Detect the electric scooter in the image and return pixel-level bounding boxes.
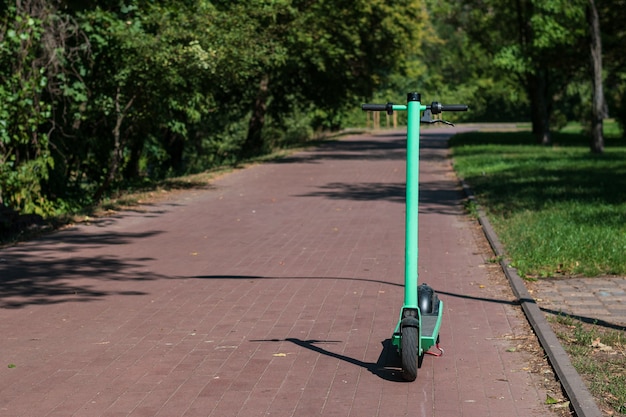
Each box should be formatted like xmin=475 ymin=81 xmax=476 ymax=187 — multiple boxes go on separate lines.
xmin=362 ymin=93 xmax=468 ymax=381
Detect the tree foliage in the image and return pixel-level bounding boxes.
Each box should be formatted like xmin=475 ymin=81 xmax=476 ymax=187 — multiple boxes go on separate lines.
xmin=0 ymin=1 xmax=54 ymax=214
xmin=1 ymin=0 xmax=427 ymax=217
xmin=416 ymin=0 xmax=624 ymax=151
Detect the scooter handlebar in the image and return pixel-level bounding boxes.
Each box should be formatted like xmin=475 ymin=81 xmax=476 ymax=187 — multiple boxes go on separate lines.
xmin=442 ymin=104 xmax=468 ymax=112
xmin=362 ymin=102 xmax=469 ymax=113
xmin=361 ymin=104 xmax=388 ymax=111
xmin=430 ymin=102 xmax=468 ymax=114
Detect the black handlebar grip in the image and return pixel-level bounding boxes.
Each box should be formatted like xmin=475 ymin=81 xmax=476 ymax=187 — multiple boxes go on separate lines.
xmin=441 ymin=104 xmax=469 ymax=112
xmin=430 ymin=102 xmax=469 ymax=114
xmin=362 ymin=103 xmax=395 ymax=115
xmin=362 ymin=104 xmax=387 ymax=111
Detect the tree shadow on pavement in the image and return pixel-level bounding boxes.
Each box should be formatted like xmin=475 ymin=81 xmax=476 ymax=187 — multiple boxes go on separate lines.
xmin=0 ymin=230 xmax=164 ymax=309
xmin=294 ymin=178 xmax=465 ymax=216
xmin=295 ymin=182 xmax=405 ymax=203
xmin=273 ymin=137 xmax=408 ymax=164
xmin=288 ymin=132 xmax=467 ymax=216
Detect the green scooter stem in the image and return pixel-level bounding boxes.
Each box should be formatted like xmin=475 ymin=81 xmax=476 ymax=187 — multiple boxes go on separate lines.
xmin=404 ymin=94 xmax=422 ymax=309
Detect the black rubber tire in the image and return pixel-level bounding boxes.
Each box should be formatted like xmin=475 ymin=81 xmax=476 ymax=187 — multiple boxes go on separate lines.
xmin=401 ymin=325 xmax=419 ymax=381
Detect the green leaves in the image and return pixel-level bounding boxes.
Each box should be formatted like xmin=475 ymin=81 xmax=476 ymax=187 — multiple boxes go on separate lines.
xmin=493 ymin=45 xmax=532 ymax=74
xmin=0 ymin=0 xmax=430 ymax=215
xmin=0 ymin=3 xmax=55 ymax=214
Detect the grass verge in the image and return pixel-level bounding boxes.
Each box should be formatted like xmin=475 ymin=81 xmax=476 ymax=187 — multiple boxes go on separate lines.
xmin=450 ymin=122 xmax=626 ymax=415
xmin=549 ymin=313 xmax=626 ymax=415
xmin=450 ymin=125 xmax=626 ymax=278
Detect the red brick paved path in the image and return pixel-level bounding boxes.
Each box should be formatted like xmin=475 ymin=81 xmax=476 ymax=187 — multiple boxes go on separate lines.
xmin=0 ymin=129 xmax=557 ymax=416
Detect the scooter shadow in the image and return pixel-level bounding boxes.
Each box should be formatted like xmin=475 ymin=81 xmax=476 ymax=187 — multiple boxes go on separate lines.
xmin=251 ymin=337 xmax=409 ymax=382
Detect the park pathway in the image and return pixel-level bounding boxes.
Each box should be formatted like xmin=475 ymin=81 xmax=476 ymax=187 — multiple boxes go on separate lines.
xmin=0 ymin=128 xmax=558 ymax=416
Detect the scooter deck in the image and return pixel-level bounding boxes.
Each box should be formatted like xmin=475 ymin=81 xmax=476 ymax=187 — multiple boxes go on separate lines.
xmin=392 ymin=300 xmax=443 ymax=355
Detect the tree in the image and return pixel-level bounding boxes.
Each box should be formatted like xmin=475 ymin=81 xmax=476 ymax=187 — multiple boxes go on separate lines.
xmin=450 ymin=0 xmax=588 ymax=144
xmin=599 ymin=1 xmax=626 ymax=137
xmin=416 ymin=0 xmax=528 ymax=122
xmin=0 ymin=0 xmax=436 ymax=216
xmin=231 ymin=0 xmax=428 ymax=157
xmin=0 ymin=0 xmax=58 ymax=214
xmin=64 ymin=1 xmax=223 ymax=200
xmin=587 ymin=0 xmax=607 ymax=153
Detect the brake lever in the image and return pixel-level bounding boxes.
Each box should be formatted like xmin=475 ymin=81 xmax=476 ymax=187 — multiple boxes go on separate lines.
xmin=420 ymin=109 xmax=455 ymax=126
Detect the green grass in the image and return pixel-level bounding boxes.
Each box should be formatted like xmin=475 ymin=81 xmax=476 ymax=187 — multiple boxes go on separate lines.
xmin=450 ymin=123 xmax=626 ymax=278
xmin=551 ymin=314 xmax=626 ymax=414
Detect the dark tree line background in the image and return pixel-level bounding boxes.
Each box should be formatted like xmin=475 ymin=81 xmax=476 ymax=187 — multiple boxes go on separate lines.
xmin=1 ymin=0 xmax=625 ymax=220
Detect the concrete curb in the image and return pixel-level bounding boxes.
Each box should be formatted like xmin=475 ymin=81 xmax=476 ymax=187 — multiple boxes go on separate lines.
xmin=460 ymin=180 xmax=603 ymax=417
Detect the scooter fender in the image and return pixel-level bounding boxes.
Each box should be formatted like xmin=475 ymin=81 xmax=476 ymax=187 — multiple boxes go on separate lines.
xmin=400 ymin=316 xmax=420 ymax=329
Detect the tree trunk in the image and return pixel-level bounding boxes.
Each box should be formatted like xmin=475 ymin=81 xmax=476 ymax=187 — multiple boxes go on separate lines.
xmin=124 ymin=138 xmax=144 ymax=180
xmin=240 ymin=74 xmax=270 ymax=159
xmin=528 ymin=70 xmax=551 ymax=145
xmin=165 ymin=129 xmax=185 ymax=172
xmin=94 ymin=90 xmax=135 ymax=201
xmin=587 ymin=0 xmax=607 ymax=154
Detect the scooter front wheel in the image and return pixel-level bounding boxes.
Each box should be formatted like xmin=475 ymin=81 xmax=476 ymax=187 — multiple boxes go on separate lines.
xmin=401 ymin=325 xmax=418 ymax=381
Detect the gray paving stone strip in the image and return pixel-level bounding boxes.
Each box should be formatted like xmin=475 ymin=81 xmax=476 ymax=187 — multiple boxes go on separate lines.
xmin=461 ymin=180 xmax=604 ymax=417
xmin=1 ymin=128 xmax=559 ymax=416
xmin=535 ymin=277 xmax=626 ymax=328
